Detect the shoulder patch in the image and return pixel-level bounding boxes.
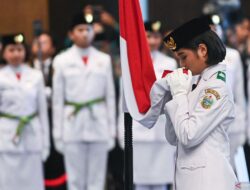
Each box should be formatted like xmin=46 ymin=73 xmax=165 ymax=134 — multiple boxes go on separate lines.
xmin=205 ymin=89 xmax=221 ymax=100
xmin=217 ymin=71 xmax=226 ymax=82
xmin=201 ymin=88 xmax=221 ymax=109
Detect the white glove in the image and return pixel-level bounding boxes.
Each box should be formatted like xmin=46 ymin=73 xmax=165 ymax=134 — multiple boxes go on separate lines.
xmin=108 ymin=138 xmax=115 ymax=151
xmin=42 ymin=147 xmax=50 ymax=162
xmin=54 ymin=139 xmax=64 ymax=154
xmin=166 ymin=68 xmax=192 ymax=98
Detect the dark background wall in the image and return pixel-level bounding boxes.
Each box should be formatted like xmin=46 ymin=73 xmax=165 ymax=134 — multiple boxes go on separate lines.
xmin=49 ymin=0 xmax=119 ymax=49
xmin=149 ymin=0 xmax=250 ymax=30
xmin=0 ymin=0 xmax=49 ymax=44
xmin=149 ymin=0 xmax=205 ymax=30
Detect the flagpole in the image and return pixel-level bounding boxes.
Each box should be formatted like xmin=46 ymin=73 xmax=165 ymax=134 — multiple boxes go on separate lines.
xmin=124 ymin=112 xmax=134 ymax=190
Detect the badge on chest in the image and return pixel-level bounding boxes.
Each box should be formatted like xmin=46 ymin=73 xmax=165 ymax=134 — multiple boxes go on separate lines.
xmin=201 ymin=89 xmax=220 ymax=109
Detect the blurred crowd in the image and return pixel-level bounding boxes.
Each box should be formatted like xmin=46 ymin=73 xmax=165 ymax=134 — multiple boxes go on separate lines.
xmin=0 ymin=3 xmax=250 ymax=190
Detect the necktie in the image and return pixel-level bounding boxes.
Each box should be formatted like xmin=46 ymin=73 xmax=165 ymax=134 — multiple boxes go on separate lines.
xmin=82 ymin=56 xmax=88 ymax=65
xmin=192 ymin=84 xmax=197 ymax=91
xmin=192 ymin=76 xmax=201 ymax=91
xmin=16 ymin=73 xmax=21 ymax=81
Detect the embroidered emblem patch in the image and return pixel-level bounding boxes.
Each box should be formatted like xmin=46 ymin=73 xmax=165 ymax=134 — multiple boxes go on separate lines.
xmin=201 ymin=89 xmax=220 ymax=109
xmin=201 ymin=95 xmax=214 ymax=109
xmin=205 ymin=89 xmax=221 ymax=100
xmin=217 ymin=71 xmax=226 ymax=82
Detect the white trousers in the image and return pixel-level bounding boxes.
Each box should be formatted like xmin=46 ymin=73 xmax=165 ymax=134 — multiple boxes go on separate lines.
xmin=0 ymin=152 xmax=44 ymax=190
xmin=135 ymin=184 xmax=168 ymax=190
xmin=64 ymin=142 xmax=108 ymax=190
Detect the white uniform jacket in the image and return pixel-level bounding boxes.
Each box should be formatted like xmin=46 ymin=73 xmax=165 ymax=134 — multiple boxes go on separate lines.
xmin=52 ymin=45 xmax=116 ymax=143
xmin=164 ymin=64 xmax=237 ymax=190
xmin=0 ymin=64 xmax=49 ymax=152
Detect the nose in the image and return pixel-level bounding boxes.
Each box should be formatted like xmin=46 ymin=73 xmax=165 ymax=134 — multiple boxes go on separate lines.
xmin=179 ymin=61 xmax=186 ymax=68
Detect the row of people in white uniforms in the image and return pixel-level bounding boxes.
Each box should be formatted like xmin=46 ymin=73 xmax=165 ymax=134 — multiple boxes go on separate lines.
xmin=0 ymin=12 xmax=116 ymax=190
xmin=0 ymin=13 xmax=248 ymax=190
xmin=0 ymin=18 xmax=177 ymax=190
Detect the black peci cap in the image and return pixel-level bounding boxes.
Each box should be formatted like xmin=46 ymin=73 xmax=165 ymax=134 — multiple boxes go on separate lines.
xmin=201 ymin=14 xmax=221 ymax=26
xmin=1 ymin=33 xmax=25 ymax=47
xmin=163 ymin=17 xmax=211 ymax=51
xmin=144 ymin=20 xmax=162 ymax=33
xmin=69 ymin=12 xmax=94 ymax=30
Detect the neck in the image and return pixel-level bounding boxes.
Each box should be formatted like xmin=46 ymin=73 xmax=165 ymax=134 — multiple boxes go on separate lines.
xmin=41 ymin=56 xmax=51 ymax=62
xmin=74 ymin=45 xmax=91 ymax=56
xmin=9 ymin=63 xmax=23 ymax=72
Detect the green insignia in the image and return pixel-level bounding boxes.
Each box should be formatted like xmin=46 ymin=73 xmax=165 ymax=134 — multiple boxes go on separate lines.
xmin=217 ymin=71 xmax=226 ymax=82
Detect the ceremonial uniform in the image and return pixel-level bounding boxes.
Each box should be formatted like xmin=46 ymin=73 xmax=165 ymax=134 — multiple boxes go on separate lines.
xmin=163 ymin=17 xmax=238 ymax=190
xmin=165 ymin=64 xmax=237 ymax=190
xmin=52 ymin=45 xmax=115 ymax=190
xmin=0 ymin=64 xmax=49 ymax=190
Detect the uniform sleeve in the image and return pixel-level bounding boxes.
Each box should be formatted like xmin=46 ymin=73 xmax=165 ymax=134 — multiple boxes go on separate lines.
xmin=37 ymin=73 xmax=50 ymax=149
xmin=52 ymin=58 xmax=65 ymax=140
xmin=165 ymin=85 xmax=234 ymax=148
xmin=105 ymin=57 xmax=116 ymax=138
xmin=164 ymin=109 xmax=178 ymax=146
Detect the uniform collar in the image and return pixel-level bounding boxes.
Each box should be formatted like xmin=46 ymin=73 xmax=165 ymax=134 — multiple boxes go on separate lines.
xmin=201 ymin=63 xmax=226 ymax=81
xmin=7 ymin=64 xmax=25 ymax=73
xmin=73 ymin=45 xmax=92 ymax=57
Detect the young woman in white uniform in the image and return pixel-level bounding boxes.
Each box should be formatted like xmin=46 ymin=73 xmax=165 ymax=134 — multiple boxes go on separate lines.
xmin=0 ymin=34 xmax=50 ymax=190
xmin=163 ymin=17 xmax=238 ymax=190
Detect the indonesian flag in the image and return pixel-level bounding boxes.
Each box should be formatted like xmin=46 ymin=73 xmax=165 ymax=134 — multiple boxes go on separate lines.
xmin=119 ymin=0 xmax=157 ymax=119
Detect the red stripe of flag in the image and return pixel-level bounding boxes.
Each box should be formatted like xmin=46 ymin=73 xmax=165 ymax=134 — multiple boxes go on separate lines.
xmin=119 ymin=0 xmax=156 ymax=113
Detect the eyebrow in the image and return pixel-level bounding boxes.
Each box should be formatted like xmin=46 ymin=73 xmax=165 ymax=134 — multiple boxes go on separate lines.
xmin=177 ymin=52 xmax=185 ymax=56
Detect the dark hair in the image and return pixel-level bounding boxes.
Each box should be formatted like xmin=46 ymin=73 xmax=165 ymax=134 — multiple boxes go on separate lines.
xmin=182 ymin=30 xmax=226 ymax=66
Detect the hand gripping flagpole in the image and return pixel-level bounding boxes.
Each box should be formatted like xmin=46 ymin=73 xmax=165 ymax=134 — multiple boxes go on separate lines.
xmin=124 ymin=112 xmax=133 ymax=190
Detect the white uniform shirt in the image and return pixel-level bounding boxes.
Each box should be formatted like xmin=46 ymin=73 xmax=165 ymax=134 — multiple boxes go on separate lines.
xmin=165 ymin=64 xmax=237 ymax=190
xmin=0 ymin=64 xmax=49 ymax=152
xmin=52 ymin=45 xmax=116 ymax=143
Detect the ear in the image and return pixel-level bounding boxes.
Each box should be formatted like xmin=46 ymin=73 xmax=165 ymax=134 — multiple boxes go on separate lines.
xmin=197 ymin=43 xmax=208 ymax=59
xmin=68 ymin=31 xmax=74 ymax=41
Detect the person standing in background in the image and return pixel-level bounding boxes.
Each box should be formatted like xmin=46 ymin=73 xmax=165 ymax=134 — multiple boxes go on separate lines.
xmin=119 ymin=21 xmax=177 ymax=190
xmin=52 ymin=12 xmax=116 ymax=190
xmin=32 ymin=32 xmax=67 ymax=190
xmin=205 ymin=14 xmax=247 ymax=173
xmin=226 ymin=11 xmax=250 ymax=99
xmin=0 ymin=33 xmax=50 ymax=190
